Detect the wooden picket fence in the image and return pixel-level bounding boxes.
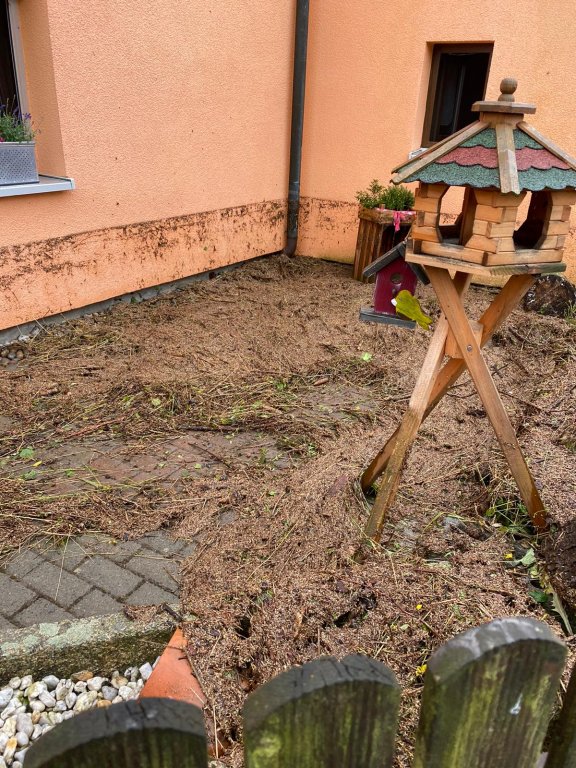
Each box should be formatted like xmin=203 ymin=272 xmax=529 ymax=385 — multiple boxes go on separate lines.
xmin=26 ymin=617 xmax=576 ymax=767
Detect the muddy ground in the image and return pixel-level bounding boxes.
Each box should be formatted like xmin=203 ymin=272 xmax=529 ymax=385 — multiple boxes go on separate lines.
xmin=0 ymin=255 xmax=574 ymax=763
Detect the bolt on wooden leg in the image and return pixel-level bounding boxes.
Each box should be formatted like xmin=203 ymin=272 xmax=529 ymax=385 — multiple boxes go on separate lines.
xmin=361 ymin=273 xmax=535 ymax=491
xmin=427 ymin=267 xmax=546 ymax=530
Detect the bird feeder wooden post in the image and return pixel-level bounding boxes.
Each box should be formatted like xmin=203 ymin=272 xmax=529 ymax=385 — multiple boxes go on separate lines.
xmin=362 ymin=78 xmax=576 ymax=542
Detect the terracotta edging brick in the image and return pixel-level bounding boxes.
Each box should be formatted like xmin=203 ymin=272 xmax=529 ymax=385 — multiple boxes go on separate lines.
xmin=139 ymin=627 xmax=206 ymax=708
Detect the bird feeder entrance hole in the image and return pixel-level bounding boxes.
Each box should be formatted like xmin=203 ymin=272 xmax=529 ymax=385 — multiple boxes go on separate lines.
xmin=373 ymin=260 xmax=418 ymax=315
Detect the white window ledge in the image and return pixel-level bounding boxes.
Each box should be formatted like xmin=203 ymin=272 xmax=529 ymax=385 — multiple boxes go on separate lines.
xmin=0 ymin=174 xmax=75 ymax=198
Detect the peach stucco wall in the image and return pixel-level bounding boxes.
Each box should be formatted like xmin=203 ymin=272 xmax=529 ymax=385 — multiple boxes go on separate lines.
xmin=298 ymin=0 xmax=576 ymax=283
xmin=0 ymin=0 xmax=292 ymax=327
xmin=1 ymin=0 xmax=576 ymax=330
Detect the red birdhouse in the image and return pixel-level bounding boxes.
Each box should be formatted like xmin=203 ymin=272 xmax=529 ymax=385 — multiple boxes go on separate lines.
xmin=359 ymin=241 xmax=429 ymax=327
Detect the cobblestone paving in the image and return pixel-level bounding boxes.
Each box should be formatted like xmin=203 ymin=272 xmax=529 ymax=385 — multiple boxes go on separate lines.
xmin=0 ymin=531 xmax=195 ymax=631
xmin=0 ymin=385 xmax=378 ymax=631
xmin=2 ymin=430 xmax=290 ymax=498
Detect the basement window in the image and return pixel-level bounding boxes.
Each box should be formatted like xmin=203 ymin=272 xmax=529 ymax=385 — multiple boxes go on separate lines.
xmin=422 ymin=44 xmax=493 ymax=146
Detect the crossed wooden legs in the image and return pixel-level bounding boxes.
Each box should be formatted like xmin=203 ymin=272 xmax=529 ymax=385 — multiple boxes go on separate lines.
xmin=363 ymin=270 xmax=545 ymax=542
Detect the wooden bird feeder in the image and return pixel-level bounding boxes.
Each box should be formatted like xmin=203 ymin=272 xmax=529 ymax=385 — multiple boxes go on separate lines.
xmin=362 ymin=78 xmax=576 ymax=542
xmin=395 ymin=77 xmax=576 ymax=271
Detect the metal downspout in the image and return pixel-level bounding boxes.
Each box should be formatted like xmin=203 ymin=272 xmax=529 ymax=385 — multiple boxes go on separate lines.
xmin=282 ymin=0 xmax=310 ymax=256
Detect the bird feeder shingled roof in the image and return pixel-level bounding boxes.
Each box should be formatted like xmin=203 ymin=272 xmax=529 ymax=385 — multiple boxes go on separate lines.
xmin=392 ymin=78 xmax=576 ymax=194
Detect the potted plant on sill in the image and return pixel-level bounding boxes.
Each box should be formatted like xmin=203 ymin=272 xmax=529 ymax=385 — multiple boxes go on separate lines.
xmin=353 ymin=179 xmax=415 ymax=281
xmin=0 ymin=104 xmax=38 ymax=185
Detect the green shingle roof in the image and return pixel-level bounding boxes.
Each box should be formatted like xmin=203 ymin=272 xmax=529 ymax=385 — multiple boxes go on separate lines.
xmin=392 ymin=117 xmax=576 ymax=193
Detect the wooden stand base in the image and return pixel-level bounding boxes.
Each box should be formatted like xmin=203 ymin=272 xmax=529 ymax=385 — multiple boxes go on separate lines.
xmin=361 ymin=257 xmax=563 ymax=541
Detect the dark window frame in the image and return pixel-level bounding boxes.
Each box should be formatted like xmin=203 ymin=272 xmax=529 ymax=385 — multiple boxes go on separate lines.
xmin=422 ymin=43 xmax=493 ymax=147
xmin=0 ymin=0 xmax=27 ymax=113
xmin=0 ymin=0 xmax=18 ymax=109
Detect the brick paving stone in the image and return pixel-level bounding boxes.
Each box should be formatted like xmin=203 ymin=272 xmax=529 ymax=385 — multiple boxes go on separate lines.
xmin=0 ymin=573 xmax=35 ymax=615
xmin=90 ymin=455 xmax=138 ymax=483
xmin=72 ymin=533 xmax=116 ymax=554
xmin=73 ymin=556 xmax=141 ymax=598
xmin=102 ymin=538 xmax=144 ymax=564
xmin=125 ymin=549 xmax=180 ymax=592
xmin=4 ymin=549 xmax=45 ymax=580
xmin=124 ymin=454 xmax=163 ymax=473
xmin=1 ymin=528 xmax=192 ymax=627
xmin=21 ymin=561 xmax=92 ymax=609
xmin=41 ymin=539 xmax=88 ymax=570
xmin=126 ymin=582 xmax=177 ymax=605
xmin=138 ymin=532 xmax=186 ymax=557
xmin=179 ymin=541 xmax=197 ymax=558
xmin=0 ymin=614 xmax=17 ymax=632
xmin=69 ymin=589 xmax=123 ymax=618
xmin=16 ymin=599 xmax=74 ymax=627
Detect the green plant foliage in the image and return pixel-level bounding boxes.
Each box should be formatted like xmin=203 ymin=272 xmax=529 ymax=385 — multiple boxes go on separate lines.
xmin=484 ymin=497 xmax=535 ymax=537
xmin=356 ymin=179 xmax=386 ymax=209
xmin=355 ymin=179 xmax=414 ymax=210
xmin=0 ymin=102 xmax=35 ymax=142
xmin=529 ymin=588 xmax=549 ymax=605
xmin=381 ymin=184 xmax=415 ymax=211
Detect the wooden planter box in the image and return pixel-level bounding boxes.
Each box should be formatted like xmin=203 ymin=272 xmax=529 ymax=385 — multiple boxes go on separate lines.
xmin=353 ymin=207 xmax=416 ymax=282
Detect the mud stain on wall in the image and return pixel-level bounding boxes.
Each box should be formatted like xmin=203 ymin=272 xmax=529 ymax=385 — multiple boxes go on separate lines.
xmin=297 ymin=197 xmax=358 ymax=264
xmin=0 ymin=200 xmax=287 ymax=329
xmin=2 ymin=194 xmax=573 ymax=331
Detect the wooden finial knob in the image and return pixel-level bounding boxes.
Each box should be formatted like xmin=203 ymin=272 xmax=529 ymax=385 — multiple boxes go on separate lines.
xmin=499 ymin=78 xmax=518 ymax=102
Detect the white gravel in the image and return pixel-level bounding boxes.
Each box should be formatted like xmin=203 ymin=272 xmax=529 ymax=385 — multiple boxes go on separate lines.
xmin=0 ymin=660 xmax=158 ymax=766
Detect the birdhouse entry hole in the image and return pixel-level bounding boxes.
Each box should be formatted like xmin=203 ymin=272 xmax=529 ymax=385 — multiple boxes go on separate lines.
xmin=513 ymin=190 xmax=552 ymax=250
xmin=390 ymin=272 xmax=403 ymax=284
xmin=438 ymin=186 xmax=477 ymax=246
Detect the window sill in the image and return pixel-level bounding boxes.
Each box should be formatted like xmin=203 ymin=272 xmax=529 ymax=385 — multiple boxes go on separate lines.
xmin=0 ymin=174 xmax=75 ymax=198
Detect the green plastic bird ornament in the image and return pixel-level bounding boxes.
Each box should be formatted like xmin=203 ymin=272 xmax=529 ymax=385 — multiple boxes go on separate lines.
xmin=392 ymin=290 xmax=433 ymax=330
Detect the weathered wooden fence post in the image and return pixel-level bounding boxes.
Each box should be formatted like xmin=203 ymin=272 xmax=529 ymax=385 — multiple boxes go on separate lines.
xmin=22 ymin=618 xmax=573 ymax=767
xmin=243 ymin=654 xmax=400 ymax=768
xmin=413 ymin=616 xmax=567 ymax=768
xmin=546 ymin=658 xmax=576 ymax=768
xmin=25 ymin=697 xmax=208 ymax=768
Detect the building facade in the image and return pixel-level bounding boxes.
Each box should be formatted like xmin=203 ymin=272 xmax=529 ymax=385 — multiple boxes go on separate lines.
xmin=0 ymin=0 xmax=574 ymax=331
xmin=297 ymin=1 xmax=576 ymax=283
